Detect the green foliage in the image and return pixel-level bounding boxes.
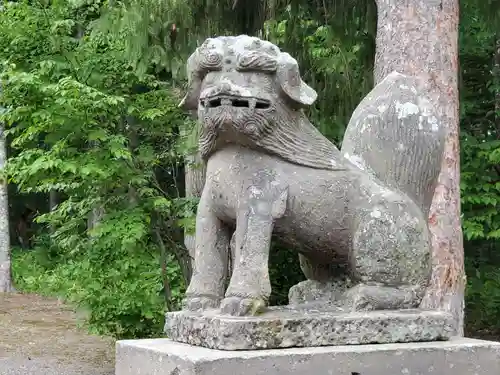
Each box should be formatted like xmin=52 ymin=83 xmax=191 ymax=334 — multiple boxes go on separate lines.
xmin=461 ymin=137 xmax=500 ymax=240
xmin=1 ymin=0 xmax=191 ymax=338
xmin=264 ymin=7 xmax=375 ymax=142
xmin=268 ymin=245 xmax=303 ymax=306
xmin=458 ymin=0 xmax=500 ymax=337
xmin=459 ymin=1 xmax=500 ymax=241
xmin=465 ymin=243 xmax=500 ymax=336
xmin=94 ymin=0 xmax=195 ymax=78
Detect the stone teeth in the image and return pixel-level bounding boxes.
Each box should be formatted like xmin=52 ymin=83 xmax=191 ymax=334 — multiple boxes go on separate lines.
xmin=249 ymin=98 xmax=257 ymax=110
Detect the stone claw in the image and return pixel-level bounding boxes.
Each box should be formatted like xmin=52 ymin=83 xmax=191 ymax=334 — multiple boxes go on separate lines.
xmin=182 ymin=295 xmax=220 ymax=312
xmin=220 ymin=296 xmax=267 ymax=316
xmin=341 ymin=284 xmax=419 ymax=311
xmin=343 ymin=286 xmax=374 ymax=311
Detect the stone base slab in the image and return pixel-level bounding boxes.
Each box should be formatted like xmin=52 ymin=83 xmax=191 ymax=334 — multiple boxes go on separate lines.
xmin=115 ymin=337 xmax=500 ymax=375
xmin=164 ymin=307 xmax=453 ymax=350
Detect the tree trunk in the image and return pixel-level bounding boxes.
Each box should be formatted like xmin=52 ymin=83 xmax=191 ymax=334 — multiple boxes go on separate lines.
xmin=49 ymin=190 xmax=58 ymax=211
xmin=0 ymin=124 xmax=13 ymax=292
xmin=87 ymin=207 xmax=104 ymax=231
xmin=374 ymin=0 xmax=465 ymax=335
xmin=87 ymin=139 xmax=104 ymax=232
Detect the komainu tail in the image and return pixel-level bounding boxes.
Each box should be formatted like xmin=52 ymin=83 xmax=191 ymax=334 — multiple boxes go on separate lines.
xmin=341 ymin=72 xmax=446 ymax=217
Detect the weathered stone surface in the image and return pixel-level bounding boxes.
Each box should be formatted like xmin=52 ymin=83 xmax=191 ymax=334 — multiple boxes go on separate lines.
xmin=164 ymin=308 xmax=453 ymax=350
xmin=115 ymin=337 xmax=500 ymax=375
xmin=341 ymin=71 xmax=445 ymax=216
xmin=177 ymin=35 xmax=446 ymax=322
xmin=167 ymin=34 xmax=453 ymax=353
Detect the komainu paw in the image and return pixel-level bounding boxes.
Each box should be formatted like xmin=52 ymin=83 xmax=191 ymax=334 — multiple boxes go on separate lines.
xmin=220 ymin=296 xmax=267 ymax=316
xmin=182 ymin=295 xmax=220 ymax=312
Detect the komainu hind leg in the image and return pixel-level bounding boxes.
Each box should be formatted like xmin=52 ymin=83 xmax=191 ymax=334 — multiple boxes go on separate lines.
xmin=288 ymin=254 xmax=352 ymax=307
xmin=342 ymin=201 xmax=432 ymax=311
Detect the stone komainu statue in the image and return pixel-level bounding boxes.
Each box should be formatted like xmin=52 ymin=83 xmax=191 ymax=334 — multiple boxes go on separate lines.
xmin=179 ymin=35 xmax=445 ymax=316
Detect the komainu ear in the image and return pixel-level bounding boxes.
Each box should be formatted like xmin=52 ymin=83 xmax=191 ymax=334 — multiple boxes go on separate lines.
xmin=178 ymin=49 xmax=203 ymax=111
xmin=276 ymin=52 xmax=317 ymax=107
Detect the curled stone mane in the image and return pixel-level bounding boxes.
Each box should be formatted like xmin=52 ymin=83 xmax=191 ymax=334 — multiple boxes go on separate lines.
xmin=252 ymin=104 xmax=347 ymax=171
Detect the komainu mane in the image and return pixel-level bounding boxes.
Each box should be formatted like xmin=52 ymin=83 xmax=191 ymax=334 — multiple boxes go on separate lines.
xmin=179 ymin=35 xmax=445 ymax=316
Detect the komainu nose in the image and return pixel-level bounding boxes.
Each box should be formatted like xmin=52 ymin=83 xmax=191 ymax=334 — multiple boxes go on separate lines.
xmin=220 ymin=82 xmax=232 ymax=93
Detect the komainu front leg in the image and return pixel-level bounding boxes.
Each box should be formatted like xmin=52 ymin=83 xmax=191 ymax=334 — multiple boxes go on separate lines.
xmin=344 ymin=201 xmax=432 ymax=311
xmin=220 ymin=211 xmax=274 ymax=316
xmin=183 ymin=192 xmax=230 ymax=312
xmin=221 ymin=186 xmax=288 ymax=316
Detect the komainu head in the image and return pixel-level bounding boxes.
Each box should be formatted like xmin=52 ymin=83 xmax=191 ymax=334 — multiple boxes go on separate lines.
xmin=179 ymin=35 xmax=346 ymax=170
xmin=179 ymin=35 xmax=320 ymax=158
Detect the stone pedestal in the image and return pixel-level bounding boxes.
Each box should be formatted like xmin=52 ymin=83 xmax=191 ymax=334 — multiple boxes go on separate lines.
xmin=164 ymin=308 xmax=453 ymax=350
xmin=115 ymin=337 xmax=500 ymax=375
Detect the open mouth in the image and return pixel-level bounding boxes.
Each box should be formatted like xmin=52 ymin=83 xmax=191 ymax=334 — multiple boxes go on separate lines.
xmin=200 ymin=95 xmax=271 ymax=110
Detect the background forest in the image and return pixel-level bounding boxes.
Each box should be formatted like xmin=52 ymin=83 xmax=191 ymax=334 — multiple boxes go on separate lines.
xmin=0 ymin=0 xmax=499 ymax=339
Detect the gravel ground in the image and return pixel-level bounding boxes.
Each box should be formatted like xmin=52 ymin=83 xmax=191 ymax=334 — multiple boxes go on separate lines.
xmin=0 ymin=293 xmax=115 ymax=375
xmin=0 ymin=358 xmax=114 ymax=375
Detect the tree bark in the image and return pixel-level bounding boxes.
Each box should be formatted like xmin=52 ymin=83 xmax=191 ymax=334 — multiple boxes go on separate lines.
xmin=374 ymin=0 xmax=465 ymax=335
xmin=87 ymin=139 xmax=104 ymax=232
xmin=0 ymin=124 xmax=13 ymax=292
xmin=87 ymin=207 xmax=104 ymax=231
xmin=49 ymin=190 xmax=58 ymax=211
